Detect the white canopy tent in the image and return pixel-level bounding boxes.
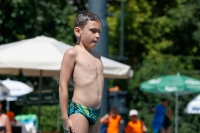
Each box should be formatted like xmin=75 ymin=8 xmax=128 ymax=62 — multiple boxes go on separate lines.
xmin=0 ymin=36 xmax=132 ymax=78
xmin=1 ymin=79 xmax=33 ymax=97
xmin=0 ymin=35 xmax=133 ymax=130
xmin=0 ymin=82 xmax=10 ymax=100
xmin=185 ymin=94 xmax=200 ymax=114
xmin=1 ymin=79 xmax=33 ymax=111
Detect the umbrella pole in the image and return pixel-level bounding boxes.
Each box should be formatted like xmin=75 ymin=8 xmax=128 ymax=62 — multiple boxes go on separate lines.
xmin=6 ymin=100 xmax=9 ymax=111
xmin=175 ymin=92 xmax=179 ymax=133
xmin=38 ymin=70 xmax=42 ymax=133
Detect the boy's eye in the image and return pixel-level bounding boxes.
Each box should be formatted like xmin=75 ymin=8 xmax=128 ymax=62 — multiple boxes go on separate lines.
xmin=90 ymin=29 xmax=101 ymax=34
xmin=90 ymin=29 xmax=97 ymax=33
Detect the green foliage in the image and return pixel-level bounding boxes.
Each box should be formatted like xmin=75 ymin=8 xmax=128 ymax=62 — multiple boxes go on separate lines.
xmin=1 ymin=0 xmax=200 ymax=132
xmin=21 ymin=105 xmax=62 ymax=132
xmin=0 ymin=0 xmax=76 ymax=44
xmin=0 ymin=1 xmax=76 ymax=132
xmin=124 ymin=54 xmax=200 ymax=132
xmin=107 ymin=0 xmax=200 ymax=132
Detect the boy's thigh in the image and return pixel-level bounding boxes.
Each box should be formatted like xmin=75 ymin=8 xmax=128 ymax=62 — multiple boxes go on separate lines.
xmin=89 ymin=118 xmax=100 ymax=133
xmin=69 ymin=114 xmax=89 ymax=133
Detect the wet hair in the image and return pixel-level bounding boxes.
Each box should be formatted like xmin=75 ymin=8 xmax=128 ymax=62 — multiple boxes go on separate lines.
xmin=74 ymin=10 xmax=101 ymax=29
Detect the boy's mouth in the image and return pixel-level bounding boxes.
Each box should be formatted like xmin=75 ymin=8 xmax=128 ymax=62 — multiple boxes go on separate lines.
xmin=93 ymin=41 xmax=97 ymax=43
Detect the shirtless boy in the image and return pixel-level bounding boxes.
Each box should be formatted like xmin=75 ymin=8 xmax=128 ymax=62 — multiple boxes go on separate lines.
xmin=59 ymin=10 xmax=104 ymax=133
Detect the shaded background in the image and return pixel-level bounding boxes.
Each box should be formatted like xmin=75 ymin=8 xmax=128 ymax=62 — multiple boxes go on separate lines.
xmin=1 ymin=0 xmax=200 ymax=133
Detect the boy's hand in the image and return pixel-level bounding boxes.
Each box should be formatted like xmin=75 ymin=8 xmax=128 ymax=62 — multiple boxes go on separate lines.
xmin=63 ymin=119 xmax=75 ymax=133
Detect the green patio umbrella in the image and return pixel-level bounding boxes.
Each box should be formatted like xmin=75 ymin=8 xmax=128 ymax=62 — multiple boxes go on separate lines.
xmin=140 ymin=73 xmax=200 ymax=133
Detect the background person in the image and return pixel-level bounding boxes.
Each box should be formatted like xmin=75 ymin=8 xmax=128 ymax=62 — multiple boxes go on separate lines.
xmin=161 ymin=105 xmax=173 ymax=133
xmin=152 ymin=98 xmax=169 ymax=133
xmin=0 ymin=101 xmax=11 ymax=133
xmin=124 ymin=109 xmax=147 ymax=133
xmin=100 ymin=107 xmax=121 ymax=133
xmin=6 ymin=111 xmax=28 ymax=133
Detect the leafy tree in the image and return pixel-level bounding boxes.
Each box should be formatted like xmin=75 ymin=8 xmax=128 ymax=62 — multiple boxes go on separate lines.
xmin=107 ymin=0 xmax=200 ymax=132
xmin=1 ymin=0 xmax=200 ymax=132
xmin=0 ymin=0 xmax=76 ymax=44
xmin=0 ymin=0 xmax=77 ymax=132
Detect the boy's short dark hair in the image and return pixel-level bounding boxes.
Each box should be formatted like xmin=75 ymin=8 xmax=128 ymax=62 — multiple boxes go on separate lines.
xmin=74 ymin=10 xmax=101 ymax=29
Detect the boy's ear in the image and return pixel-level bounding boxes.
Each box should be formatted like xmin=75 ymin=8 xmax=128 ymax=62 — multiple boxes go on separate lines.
xmin=74 ymin=27 xmax=81 ymax=37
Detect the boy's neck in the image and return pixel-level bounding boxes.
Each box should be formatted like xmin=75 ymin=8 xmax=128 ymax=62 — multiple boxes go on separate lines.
xmin=76 ymin=42 xmax=92 ymax=52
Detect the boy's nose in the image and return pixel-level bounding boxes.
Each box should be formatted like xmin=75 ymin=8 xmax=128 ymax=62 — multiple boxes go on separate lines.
xmin=96 ymin=33 xmax=100 ymax=38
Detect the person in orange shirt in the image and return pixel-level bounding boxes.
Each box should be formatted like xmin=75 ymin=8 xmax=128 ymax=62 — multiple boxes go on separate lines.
xmin=124 ymin=109 xmax=147 ymax=133
xmin=100 ymin=107 xmax=121 ymax=133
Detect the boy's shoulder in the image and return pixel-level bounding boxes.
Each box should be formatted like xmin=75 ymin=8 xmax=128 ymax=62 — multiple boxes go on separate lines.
xmin=64 ymin=47 xmax=78 ymax=57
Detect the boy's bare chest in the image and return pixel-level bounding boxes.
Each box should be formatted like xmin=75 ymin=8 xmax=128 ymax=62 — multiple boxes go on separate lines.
xmin=76 ymin=54 xmax=103 ymax=71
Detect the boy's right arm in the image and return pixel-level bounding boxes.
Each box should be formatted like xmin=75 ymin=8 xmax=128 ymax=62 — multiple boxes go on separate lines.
xmin=59 ymin=48 xmax=77 ymax=133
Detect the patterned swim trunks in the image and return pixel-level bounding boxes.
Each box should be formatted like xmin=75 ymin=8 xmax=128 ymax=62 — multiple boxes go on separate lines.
xmin=68 ymin=102 xmax=101 ymax=125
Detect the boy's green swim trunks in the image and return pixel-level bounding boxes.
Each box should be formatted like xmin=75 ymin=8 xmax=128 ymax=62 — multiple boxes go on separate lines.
xmin=68 ymin=102 xmax=101 ymax=125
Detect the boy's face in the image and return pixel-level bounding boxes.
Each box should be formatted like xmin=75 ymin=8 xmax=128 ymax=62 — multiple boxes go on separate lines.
xmin=74 ymin=20 xmax=102 ymax=49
